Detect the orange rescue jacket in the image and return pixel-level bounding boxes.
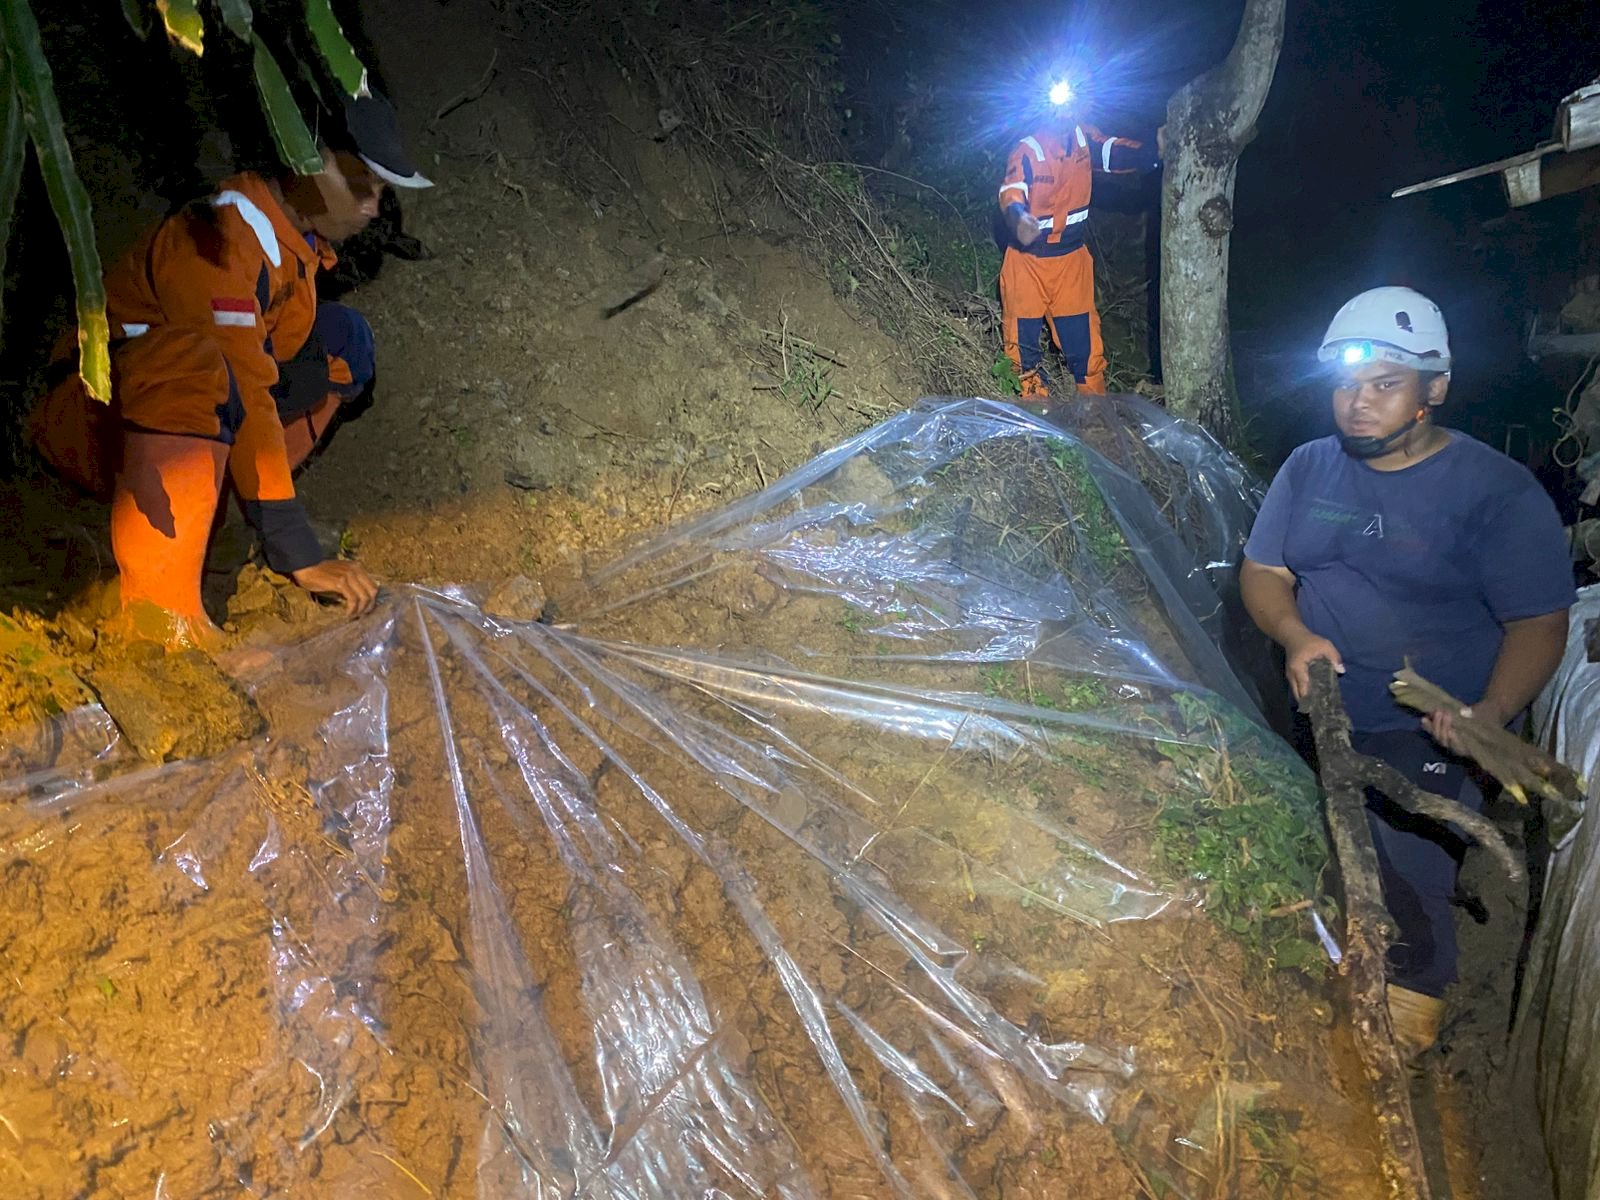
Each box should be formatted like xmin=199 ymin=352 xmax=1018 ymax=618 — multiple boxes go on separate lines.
xmin=997 ymin=125 xmax=1157 ymax=257
xmin=96 ymin=173 xmax=336 ymax=570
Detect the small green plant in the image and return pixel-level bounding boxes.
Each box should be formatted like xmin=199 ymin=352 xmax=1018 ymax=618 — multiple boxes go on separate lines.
xmin=837 ymin=609 xmax=862 ymax=634
xmin=780 ymin=347 xmax=837 ymax=414
xmin=1239 ymin=1107 xmax=1314 ymax=1193
xmin=979 ymin=663 xmax=1020 ymax=699
xmin=828 ymin=257 xmax=860 ymax=297
xmin=819 ymin=161 xmax=864 ymax=201
xmin=990 ymin=353 xmax=1022 ymax=396
xmin=1060 ymin=677 xmax=1108 ymax=710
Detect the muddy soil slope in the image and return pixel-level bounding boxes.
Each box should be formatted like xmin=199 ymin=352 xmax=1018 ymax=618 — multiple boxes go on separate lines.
xmin=0 ymin=404 xmax=1391 ymax=1197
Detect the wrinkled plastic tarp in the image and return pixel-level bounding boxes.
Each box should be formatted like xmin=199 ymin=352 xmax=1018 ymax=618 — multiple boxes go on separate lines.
xmin=1517 ymin=583 xmax=1600 ymax=1200
xmin=0 ymin=399 xmax=1369 ymax=1198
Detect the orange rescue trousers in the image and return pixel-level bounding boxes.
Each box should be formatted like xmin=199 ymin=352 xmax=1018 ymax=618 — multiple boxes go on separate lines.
xmin=999 ymin=244 xmax=1106 ymax=398
xmin=30 ymin=356 xmax=349 ymax=647
xmin=104 ymin=398 xmax=343 ymax=644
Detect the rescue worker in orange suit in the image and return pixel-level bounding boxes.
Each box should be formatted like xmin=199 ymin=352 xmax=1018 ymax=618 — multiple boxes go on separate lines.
xmin=28 ymin=93 xmax=432 ymax=646
xmin=998 ymin=85 xmax=1164 ymax=403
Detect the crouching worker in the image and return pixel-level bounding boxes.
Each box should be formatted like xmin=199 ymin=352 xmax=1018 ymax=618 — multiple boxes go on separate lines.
xmin=27 ymin=93 xmax=432 ymax=647
xmin=1240 ymin=287 xmax=1574 ymax=1057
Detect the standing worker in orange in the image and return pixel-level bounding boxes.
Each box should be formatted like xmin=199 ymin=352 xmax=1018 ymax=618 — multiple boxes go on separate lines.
xmin=28 ymin=93 xmax=432 ymax=647
xmin=997 ymin=78 xmax=1164 ymax=404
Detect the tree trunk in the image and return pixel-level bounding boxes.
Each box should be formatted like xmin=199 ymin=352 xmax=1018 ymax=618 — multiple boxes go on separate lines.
xmin=1159 ymin=0 xmax=1287 ymax=439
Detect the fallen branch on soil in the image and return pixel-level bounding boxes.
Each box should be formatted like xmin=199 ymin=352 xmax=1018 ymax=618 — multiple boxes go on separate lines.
xmin=430 ymin=48 xmax=499 ymax=130
xmin=1304 ymin=660 xmax=1431 ymax=1200
xmin=599 ymin=250 xmax=669 ymax=318
xmin=1389 ymin=666 xmax=1586 ymax=809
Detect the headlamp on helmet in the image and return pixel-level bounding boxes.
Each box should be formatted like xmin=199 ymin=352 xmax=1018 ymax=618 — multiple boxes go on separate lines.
xmin=1317 ymin=287 xmax=1451 ymax=374
xmin=1048 ymin=79 xmax=1074 ymax=106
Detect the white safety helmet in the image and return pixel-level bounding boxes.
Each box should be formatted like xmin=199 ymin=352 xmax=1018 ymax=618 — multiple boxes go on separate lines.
xmin=1317 ymin=287 xmax=1451 ymax=374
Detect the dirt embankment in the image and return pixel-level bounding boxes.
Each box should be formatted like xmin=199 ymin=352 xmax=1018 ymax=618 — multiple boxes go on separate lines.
xmin=293 ymin=0 xmax=926 ymax=595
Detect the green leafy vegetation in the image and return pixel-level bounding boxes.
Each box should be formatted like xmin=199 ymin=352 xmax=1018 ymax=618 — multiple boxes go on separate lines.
xmin=1150 ymin=691 xmax=1331 ymax=975
xmin=1239 ymin=1106 xmax=1315 ymax=1194
xmin=989 ymin=353 xmax=1022 ymax=396
xmin=1 ymin=0 xmax=110 ymax=399
xmin=779 ymin=344 xmax=837 ymax=414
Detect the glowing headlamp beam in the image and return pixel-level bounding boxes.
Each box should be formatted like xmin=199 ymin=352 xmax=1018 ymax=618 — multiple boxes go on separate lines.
xmin=1048 ymin=80 xmax=1074 ymax=106
xmin=1341 ymin=343 xmax=1372 ymax=365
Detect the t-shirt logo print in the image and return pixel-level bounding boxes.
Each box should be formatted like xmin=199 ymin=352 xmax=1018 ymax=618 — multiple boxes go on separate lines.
xmin=1363 ymin=513 xmax=1385 ymax=538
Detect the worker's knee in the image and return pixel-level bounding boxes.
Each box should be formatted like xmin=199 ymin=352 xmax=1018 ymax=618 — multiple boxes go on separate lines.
xmin=1014 ymin=317 xmax=1048 ymax=371
xmin=315 ymin=303 xmax=376 ymax=396
xmin=117 ymin=328 xmax=245 ymax=443
xmin=28 ymin=329 xmax=240 ymax=499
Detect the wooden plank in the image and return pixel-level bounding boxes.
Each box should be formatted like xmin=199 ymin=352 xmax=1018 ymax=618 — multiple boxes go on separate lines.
xmin=1391 ymin=143 xmax=1555 ymax=199
xmin=1559 ymin=84 xmax=1600 ymax=152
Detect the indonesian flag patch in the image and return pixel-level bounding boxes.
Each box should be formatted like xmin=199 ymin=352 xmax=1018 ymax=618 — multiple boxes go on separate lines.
xmin=210 ymin=297 xmax=256 ymax=327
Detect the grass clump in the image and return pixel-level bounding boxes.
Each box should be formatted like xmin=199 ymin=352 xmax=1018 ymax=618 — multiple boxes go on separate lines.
xmin=1151 ymin=691 xmax=1331 ymax=976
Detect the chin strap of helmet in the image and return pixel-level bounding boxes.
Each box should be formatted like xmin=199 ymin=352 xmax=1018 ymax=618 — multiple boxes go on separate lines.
xmin=1339 ymin=407 xmax=1428 ymax=460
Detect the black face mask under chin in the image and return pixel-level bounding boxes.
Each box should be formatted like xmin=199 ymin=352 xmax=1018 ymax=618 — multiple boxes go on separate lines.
xmin=1339 ymin=410 xmax=1424 ymax=460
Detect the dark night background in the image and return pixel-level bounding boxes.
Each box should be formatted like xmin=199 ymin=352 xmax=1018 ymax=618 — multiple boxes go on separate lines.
xmin=835 ymin=0 xmax=1600 ymax=481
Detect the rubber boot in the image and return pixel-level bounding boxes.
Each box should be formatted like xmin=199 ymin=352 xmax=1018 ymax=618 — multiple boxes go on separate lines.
xmin=1387 ymin=984 xmax=1444 ymax=1059
xmin=1017 ymin=368 xmax=1054 ymax=416
xmin=109 ymin=432 xmax=228 ymax=649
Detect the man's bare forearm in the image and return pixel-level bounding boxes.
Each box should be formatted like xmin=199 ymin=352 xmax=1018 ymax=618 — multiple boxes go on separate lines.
xmin=1241 ymin=559 xmax=1310 ymax=648
xmin=1477 ymin=611 xmax=1569 ymax=722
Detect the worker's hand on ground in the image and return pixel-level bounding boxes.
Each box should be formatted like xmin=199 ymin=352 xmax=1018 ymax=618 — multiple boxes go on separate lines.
xmin=1284 ymin=631 xmax=1344 ymax=703
xmin=291 ymin=559 xmax=379 ymax=617
xmin=1013 ymin=213 xmax=1043 ymax=247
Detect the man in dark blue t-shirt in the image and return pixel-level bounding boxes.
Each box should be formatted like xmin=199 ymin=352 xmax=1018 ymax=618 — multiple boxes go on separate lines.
xmin=1241 ymin=286 xmax=1574 ymax=1056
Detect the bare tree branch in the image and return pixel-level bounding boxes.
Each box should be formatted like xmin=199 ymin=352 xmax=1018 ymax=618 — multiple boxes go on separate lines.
xmin=1389 ymin=666 xmax=1585 ymax=810
xmin=1303 ymin=659 xmax=1430 ymax=1200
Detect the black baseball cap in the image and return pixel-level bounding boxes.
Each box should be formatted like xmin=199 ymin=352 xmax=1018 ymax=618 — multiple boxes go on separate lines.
xmin=341 ymin=92 xmax=432 ymax=188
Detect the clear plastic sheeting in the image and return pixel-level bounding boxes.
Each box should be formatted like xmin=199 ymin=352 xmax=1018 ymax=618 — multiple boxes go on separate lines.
xmin=0 ymin=399 xmax=1383 ymax=1198
xmin=1052 ymin=394 xmax=1286 ymax=725
xmin=1516 ymin=583 xmax=1600 ymax=1200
